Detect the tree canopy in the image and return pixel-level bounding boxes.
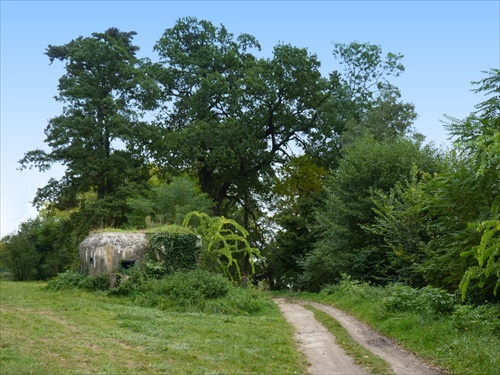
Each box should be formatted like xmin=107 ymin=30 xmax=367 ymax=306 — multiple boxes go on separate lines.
xmin=19 ymin=27 xmax=156 ymax=226
xmin=147 ymin=17 xmax=328 ymax=217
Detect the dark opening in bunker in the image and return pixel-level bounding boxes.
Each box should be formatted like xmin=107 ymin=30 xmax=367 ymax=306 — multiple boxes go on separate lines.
xmin=120 ymin=260 xmax=136 ymax=271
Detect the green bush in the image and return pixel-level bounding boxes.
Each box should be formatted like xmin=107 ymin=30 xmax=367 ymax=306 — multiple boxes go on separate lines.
xmin=418 ymin=285 xmax=456 ymax=314
xmin=147 ymin=228 xmax=200 ymax=276
xmin=133 ymin=269 xmax=275 ymax=315
xmin=78 ymin=273 xmax=110 ymax=291
xmin=141 ymin=269 xmax=230 ymax=300
xmin=143 ymin=260 xmax=166 ymax=279
xmin=109 ymin=267 xmax=147 ymax=295
xmin=320 ymin=274 xmax=377 ymax=301
xmin=1 ymin=214 xmax=80 ymax=281
xmin=47 ymin=268 xmax=274 ymax=316
xmin=451 ymin=304 xmax=500 ymax=335
xmin=383 ymin=284 xmax=456 ymax=315
xmin=47 ymin=270 xmax=110 ymax=291
xmin=46 ymin=270 xmax=86 ymax=290
xmin=321 ymin=273 xmax=363 ymax=294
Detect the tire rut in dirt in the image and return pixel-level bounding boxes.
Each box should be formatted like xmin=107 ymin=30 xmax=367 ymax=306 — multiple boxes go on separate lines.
xmin=306 ymin=301 xmax=445 ymax=375
xmin=275 ymin=298 xmax=370 ymax=375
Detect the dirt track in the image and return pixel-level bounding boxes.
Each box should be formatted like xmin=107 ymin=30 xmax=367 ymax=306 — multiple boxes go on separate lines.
xmin=275 ymin=299 xmax=445 ymax=375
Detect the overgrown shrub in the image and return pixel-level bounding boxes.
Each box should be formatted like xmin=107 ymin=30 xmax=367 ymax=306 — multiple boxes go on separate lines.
xmin=143 ymin=260 xmax=166 ymax=279
xmin=46 ymin=270 xmax=86 ymax=290
xmin=383 ymin=284 xmax=456 ymax=315
xmin=139 ymin=269 xmax=230 ymax=301
xmin=320 ymin=276 xmax=457 ymax=316
xmin=79 ymin=273 xmax=110 ymax=291
xmin=321 ymin=273 xmax=362 ymax=293
xmin=419 ymin=285 xmax=457 ymax=314
xmin=383 ymin=284 xmax=420 ymax=312
xmin=1 ymin=215 xmax=79 ymax=281
xmin=47 ymin=268 xmax=273 ymax=316
xmin=320 ymin=274 xmax=374 ymax=299
xmin=451 ymin=304 xmax=500 ymax=335
xmin=109 ymin=267 xmax=147 ymax=295
xmin=132 ymin=269 xmax=274 ymax=315
xmin=47 ymin=270 xmax=110 ymax=291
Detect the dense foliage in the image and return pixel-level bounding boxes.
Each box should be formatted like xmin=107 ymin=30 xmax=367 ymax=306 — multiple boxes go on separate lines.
xmin=0 ymin=210 xmax=78 ymax=280
xmin=300 ymin=135 xmax=443 ymax=290
xmin=46 ymin=268 xmax=274 ymax=316
xmin=18 ymin=28 xmax=156 ymax=228
xmin=2 ymin=17 xmax=499 ymax=308
xmin=126 ymin=175 xmax=214 ymax=228
xmin=146 ymin=226 xmax=201 ymax=276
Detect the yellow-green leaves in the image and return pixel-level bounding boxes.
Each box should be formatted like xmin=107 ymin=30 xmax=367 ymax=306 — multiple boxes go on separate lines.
xmin=183 ymin=211 xmax=260 ymax=281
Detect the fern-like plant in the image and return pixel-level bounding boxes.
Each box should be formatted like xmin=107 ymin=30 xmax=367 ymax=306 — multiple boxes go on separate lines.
xmin=182 ymin=211 xmax=260 ymax=281
xmin=460 ymin=201 xmax=500 ymax=300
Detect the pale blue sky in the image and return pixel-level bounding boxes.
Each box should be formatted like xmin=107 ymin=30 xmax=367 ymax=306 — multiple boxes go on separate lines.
xmin=1 ymin=0 xmax=499 ymax=236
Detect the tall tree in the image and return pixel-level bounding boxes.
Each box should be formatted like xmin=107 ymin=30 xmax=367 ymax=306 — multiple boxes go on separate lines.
xmin=126 ymin=175 xmax=215 ymax=228
xmin=302 ymin=134 xmax=442 ymax=290
xmin=149 ymin=17 xmax=328 ymax=218
xmin=0 ymin=210 xmax=78 ymax=281
xmin=267 ymin=154 xmax=327 ymax=289
xmin=19 ymin=28 xmax=155 ymax=226
xmin=366 ymin=69 xmax=500 ymax=300
xmin=307 ymin=42 xmax=417 ymax=169
xmin=268 ymin=42 xmax=417 ymax=289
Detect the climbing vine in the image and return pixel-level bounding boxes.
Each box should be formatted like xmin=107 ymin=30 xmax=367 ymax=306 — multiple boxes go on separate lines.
xmin=182 ymin=211 xmax=260 ymax=281
xmin=146 ymin=225 xmax=200 ymax=276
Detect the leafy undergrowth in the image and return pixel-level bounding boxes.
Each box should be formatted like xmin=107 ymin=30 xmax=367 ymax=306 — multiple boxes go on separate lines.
xmin=286 ymin=277 xmax=500 ymax=375
xmin=0 ymin=280 xmax=307 ymax=375
xmin=47 ymin=269 xmax=277 ymax=316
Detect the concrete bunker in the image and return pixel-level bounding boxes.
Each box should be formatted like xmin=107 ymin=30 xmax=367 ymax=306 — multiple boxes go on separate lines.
xmin=79 ymin=232 xmax=148 ymax=275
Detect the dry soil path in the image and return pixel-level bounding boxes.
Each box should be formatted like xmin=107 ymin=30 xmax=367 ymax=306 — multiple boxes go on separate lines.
xmin=274 ymin=298 xmax=445 ymax=375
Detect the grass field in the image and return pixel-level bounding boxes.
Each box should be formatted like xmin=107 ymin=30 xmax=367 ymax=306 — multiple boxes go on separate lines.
xmin=3 ymin=279 xmax=498 ymax=375
xmin=0 ymin=281 xmax=307 ymax=374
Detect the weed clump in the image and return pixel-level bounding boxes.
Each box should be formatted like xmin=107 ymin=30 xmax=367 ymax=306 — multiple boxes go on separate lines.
xmin=383 ymin=284 xmax=456 ymax=315
xmin=47 ymin=270 xmax=111 ymax=291
xmin=46 ymin=268 xmax=274 ymax=316
xmin=451 ymin=304 xmax=500 ymax=335
xmin=46 ymin=270 xmax=86 ymax=290
xmin=133 ymin=269 xmax=274 ymax=315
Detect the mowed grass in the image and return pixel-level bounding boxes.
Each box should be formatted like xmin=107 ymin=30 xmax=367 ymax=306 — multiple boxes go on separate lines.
xmin=0 ymin=281 xmax=307 ymax=374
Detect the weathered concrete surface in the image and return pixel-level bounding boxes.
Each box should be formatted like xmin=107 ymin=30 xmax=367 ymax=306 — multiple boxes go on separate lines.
xmin=79 ymin=232 xmax=148 ymax=274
